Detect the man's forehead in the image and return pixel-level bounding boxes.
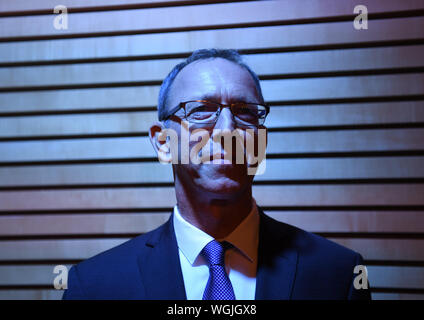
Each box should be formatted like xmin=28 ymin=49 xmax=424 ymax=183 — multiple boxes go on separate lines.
xmin=176 ymin=58 xmax=253 ymax=83
xmin=169 ymin=58 xmax=259 ymax=103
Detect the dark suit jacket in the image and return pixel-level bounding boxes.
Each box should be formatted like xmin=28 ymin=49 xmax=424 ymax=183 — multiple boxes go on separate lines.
xmin=62 ymin=208 xmax=371 ymax=300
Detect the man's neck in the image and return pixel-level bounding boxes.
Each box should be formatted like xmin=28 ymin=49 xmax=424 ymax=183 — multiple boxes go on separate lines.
xmin=174 ymin=179 xmax=253 ymax=239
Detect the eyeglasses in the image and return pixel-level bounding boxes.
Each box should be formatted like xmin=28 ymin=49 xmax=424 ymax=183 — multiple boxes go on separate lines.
xmin=161 ymin=100 xmax=269 ymax=126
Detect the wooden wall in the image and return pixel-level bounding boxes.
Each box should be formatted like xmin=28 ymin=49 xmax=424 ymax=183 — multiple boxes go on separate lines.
xmin=0 ymin=0 xmax=424 ymax=300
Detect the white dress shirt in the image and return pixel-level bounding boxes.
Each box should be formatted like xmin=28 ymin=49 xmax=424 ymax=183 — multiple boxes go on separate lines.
xmin=172 ymin=199 xmax=260 ymax=300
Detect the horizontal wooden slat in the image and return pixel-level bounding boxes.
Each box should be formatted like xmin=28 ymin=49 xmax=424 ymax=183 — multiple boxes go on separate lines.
xmin=0 ymin=1 xmax=327 ymax=39
xmin=0 ymin=184 xmax=423 ymax=211
xmin=1 ymin=129 xmax=423 ymax=162
xmin=0 ymin=289 xmax=63 ymax=300
xmin=1 ymin=237 xmax=423 ymax=261
xmin=262 ymin=74 xmax=424 ymax=102
xmin=254 ymin=184 xmax=424 ymax=206
xmin=0 ymin=86 xmax=159 ymax=111
xmin=0 ymin=265 xmax=73 ymax=285
xmin=3 ymin=0 xmax=424 ymax=16
xmin=0 ymin=238 xmax=129 ymax=260
xmin=0 ymin=210 xmax=423 ymax=236
xmin=1 ymin=17 xmax=423 ymax=64
xmin=0 ymin=213 xmax=171 ymax=236
xmin=266 ymin=210 xmax=424 ymax=233
xmin=367 ymin=266 xmax=424 ymax=289
xmin=265 ymin=102 xmax=424 ymax=128
xmin=0 ymin=112 xmax=160 ymax=137
xmin=0 ymin=163 xmax=173 ymax=185
xmin=2 ymin=1 xmax=423 ymax=39
xmin=0 ymin=0 xmax=190 ymax=12
xmin=0 ymin=58 xmax=183 ymax=87
xmin=2 ymin=45 xmax=424 ymax=87
xmin=372 ymin=292 xmax=424 ymax=300
xmin=330 ymin=238 xmax=424 ymax=261
xmin=0 ymin=112 xmax=159 ymax=137
xmin=267 ymin=102 xmax=424 ymax=128
xmin=1 ymin=157 xmax=423 ymax=186
xmin=1 ymin=102 xmax=424 ymax=137
xmin=244 ymin=46 xmax=424 ymax=76
xmin=0 ymin=265 xmax=422 ymax=289
xmin=1 ymin=74 xmax=423 ymax=112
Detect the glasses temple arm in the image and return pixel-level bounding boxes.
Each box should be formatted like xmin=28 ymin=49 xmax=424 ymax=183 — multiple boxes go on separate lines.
xmin=160 ymin=103 xmax=183 ymax=121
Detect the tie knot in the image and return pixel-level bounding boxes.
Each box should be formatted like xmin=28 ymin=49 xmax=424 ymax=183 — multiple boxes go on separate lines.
xmin=201 ymin=240 xmax=230 ymax=267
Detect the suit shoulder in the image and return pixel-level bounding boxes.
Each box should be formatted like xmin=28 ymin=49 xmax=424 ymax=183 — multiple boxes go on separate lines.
xmin=260 ymin=213 xmax=369 ymax=299
xmin=63 ymin=220 xmax=169 ymax=299
xmin=73 ymin=221 xmax=166 ymax=276
xmin=262 ymin=213 xmax=360 ymax=262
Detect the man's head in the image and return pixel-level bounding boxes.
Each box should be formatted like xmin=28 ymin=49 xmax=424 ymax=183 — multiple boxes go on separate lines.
xmin=149 ymin=49 xmax=268 ymax=200
xmin=157 ymin=49 xmax=265 ymax=121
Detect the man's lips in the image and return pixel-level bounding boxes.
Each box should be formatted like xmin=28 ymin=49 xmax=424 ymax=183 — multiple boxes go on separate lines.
xmin=199 ymin=152 xmax=239 ymax=164
xmin=197 ymin=144 xmax=246 ymax=164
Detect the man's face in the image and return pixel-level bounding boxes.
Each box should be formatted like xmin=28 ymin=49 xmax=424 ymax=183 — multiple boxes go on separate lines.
xmin=163 ymin=58 xmax=266 ymax=197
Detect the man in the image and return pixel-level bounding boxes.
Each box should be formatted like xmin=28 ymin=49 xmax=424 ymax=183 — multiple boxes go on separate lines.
xmin=63 ymin=49 xmax=370 ymax=300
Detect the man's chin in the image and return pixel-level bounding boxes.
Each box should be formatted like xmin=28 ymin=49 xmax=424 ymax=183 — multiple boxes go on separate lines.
xmin=199 ymin=161 xmax=248 ymax=174
xmin=193 ymin=175 xmax=250 ymax=197
xmin=181 ymin=162 xmax=252 ymax=196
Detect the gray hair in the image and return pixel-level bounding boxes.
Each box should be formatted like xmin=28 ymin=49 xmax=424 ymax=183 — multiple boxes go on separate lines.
xmin=157 ymin=48 xmax=264 ymax=121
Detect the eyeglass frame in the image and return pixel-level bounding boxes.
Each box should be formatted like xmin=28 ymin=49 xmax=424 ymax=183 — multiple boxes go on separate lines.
xmin=159 ymin=100 xmax=270 ymax=126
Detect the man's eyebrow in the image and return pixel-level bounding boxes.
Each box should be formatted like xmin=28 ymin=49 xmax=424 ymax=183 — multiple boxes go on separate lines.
xmin=197 ymin=94 xmax=220 ymax=102
xmin=197 ymin=94 xmax=255 ymax=103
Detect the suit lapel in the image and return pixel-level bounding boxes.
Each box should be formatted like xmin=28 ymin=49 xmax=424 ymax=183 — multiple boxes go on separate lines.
xmin=255 ymin=210 xmax=298 ymax=300
xmin=137 ymin=213 xmax=187 ymax=300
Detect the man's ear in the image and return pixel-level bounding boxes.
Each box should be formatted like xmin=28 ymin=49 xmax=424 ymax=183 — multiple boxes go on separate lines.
xmin=149 ymin=121 xmax=173 ymax=164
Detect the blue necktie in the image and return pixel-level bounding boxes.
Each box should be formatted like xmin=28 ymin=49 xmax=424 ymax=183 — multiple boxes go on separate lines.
xmin=201 ymin=240 xmax=236 ymax=300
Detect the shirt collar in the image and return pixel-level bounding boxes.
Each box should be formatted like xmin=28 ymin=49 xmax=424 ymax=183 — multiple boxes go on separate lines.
xmin=218 ymin=199 xmax=259 ymax=263
xmin=173 ymin=205 xmax=214 ymax=266
xmin=173 ymin=199 xmax=259 ymax=265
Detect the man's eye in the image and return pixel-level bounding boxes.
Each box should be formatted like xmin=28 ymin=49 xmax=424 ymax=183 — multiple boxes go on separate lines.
xmin=238 ymin=108 xmax=255 ymax=114
xmin=189 ymin=106 xmax=216 ymax=119
xmin=236 ymin=108 xmax=256 ymax=118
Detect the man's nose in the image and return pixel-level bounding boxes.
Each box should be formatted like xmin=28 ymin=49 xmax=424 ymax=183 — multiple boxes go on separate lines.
xmin=214 ymin=107 xmax=236 ymax=131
